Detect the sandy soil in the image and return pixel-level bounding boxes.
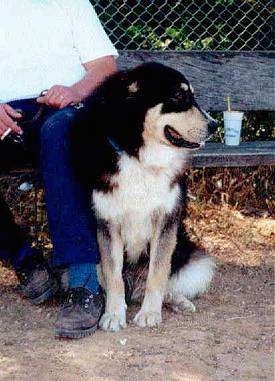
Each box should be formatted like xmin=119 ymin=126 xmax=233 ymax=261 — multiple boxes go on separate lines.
xmin=0 ymin=204 xmax=274 ymax=381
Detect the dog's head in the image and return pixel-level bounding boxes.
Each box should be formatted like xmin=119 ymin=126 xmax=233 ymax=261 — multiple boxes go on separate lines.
xmin=74 ymin=63 xmax=218 ymax=186
xmin=125 ymin=62 xmax=217 ymax=151
xmin=91 ymin=62 xmax=217 ymax=156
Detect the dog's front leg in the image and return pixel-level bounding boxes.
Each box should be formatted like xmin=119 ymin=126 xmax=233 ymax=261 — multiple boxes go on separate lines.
xmin=134 ymin=212 xmax=178 ymax=328
xmin=97 ymin=219 xmax=126 ymax=332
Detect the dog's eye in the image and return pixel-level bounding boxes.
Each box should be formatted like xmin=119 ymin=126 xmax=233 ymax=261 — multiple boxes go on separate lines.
xmin=174 ymin=90 xmax=182 ymax=99
xmin=169 ymin=90 xmax=183 ymax=102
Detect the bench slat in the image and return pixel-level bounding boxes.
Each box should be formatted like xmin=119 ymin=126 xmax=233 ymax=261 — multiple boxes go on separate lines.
xmin=1 ymin=142 xmax=273 ymax=176
xmin=117 ymin=51 xmax=275 ymax=111
xmin=190 ymin=141 xmax=275 ymax=167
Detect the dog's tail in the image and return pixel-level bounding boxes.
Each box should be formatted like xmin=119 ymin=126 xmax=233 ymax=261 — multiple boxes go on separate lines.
xmin=124 ymin=250 xmax=216 ymax=306
xmin=166 ymin=251 xmax=216 ymax=300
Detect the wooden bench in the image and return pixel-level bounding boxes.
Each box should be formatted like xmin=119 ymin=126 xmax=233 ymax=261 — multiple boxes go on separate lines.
xmin=118 ymin=51 xmax=275 ymax=167
xmin=1 ymin=51 xmax=274 ymax=173
xmin=190 ymin=141 xmax=274 ymax=167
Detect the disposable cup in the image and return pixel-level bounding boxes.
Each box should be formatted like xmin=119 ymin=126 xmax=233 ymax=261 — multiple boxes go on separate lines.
xmin=223 ymin=111 xmax=244 ymax=146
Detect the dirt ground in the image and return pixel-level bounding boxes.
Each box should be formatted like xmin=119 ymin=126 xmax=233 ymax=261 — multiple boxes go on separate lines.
xmin=0 ymin=204 xmax=274 ymax=381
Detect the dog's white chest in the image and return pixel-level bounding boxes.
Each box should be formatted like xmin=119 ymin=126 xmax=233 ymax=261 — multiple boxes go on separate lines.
xmin=93 ymin=153 xmax=180 ymax=259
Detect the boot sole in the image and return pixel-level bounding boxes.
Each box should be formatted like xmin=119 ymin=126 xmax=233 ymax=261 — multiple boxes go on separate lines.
xmin=54 ymin=324 xmax=98 ymax=339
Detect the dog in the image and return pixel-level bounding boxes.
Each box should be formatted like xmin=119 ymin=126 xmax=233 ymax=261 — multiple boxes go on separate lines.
xmin=73 ymin=62 xmax=217 ymax=331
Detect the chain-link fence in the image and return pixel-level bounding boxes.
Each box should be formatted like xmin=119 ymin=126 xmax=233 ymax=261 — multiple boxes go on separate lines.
xmin=91 ymin=0 xmax=274 ymax=51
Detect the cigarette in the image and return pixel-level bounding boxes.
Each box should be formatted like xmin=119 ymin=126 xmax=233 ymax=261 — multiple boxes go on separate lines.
xmin=1 ymin=128 xmax=12 ymax=141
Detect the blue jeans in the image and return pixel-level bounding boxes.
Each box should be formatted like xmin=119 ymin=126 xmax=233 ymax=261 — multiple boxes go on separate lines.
xmin=0 ymin=99 xmax=99 ymax=268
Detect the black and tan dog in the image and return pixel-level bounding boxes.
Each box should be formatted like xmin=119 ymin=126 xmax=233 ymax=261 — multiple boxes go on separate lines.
xmin=73 ymin=63 xmax=217 ymax=331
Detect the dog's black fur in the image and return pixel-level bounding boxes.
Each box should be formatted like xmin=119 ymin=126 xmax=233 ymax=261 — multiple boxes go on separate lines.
xmin=71 ymin=62 xmax=211 ymax=278
xmin=72 ymin=62 xmax=196 ymax=190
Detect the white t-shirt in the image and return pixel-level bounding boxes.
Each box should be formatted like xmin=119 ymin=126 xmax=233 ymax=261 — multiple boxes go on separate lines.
xmin=0 ymin=0 xmax=118 ymax=102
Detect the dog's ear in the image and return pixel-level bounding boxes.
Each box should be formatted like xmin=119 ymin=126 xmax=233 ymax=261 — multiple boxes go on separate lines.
xmin=128 ymin=81 xmax=139 ymax=94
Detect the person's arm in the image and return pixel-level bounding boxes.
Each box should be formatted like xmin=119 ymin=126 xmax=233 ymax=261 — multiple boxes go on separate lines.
xmin=37 ymin=55 xmax=117 ymax=109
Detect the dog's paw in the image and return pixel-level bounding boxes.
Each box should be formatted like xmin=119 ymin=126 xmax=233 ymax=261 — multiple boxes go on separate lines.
xmin=133 ymin=309 xmax=162 ymax=328
xmin=171 ymin=297 xmax=196 ymax=313
xmin=99 ymin=312 xmax=126 ymax=332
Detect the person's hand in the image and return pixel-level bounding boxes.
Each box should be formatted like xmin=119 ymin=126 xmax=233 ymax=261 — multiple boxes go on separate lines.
xmin=36 ymin=85 xmax=82 ymax=109
xmin=0 ymin=104 xmax=23 ymax=138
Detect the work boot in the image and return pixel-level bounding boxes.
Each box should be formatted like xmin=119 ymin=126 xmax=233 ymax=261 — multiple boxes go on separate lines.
xmin=55 ymin=287 xmax=104 ymax=339
xmin=16 ymin=252 xmax=58 ymax=305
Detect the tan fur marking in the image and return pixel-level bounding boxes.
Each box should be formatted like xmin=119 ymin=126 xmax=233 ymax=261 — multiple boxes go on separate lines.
xmin=128 ymin=81 xmax=139 ymax=93
xmin=143 ymin=104 xmax=208 ymax=148
xmin=181 ymin=83 xmax=189 ymax=91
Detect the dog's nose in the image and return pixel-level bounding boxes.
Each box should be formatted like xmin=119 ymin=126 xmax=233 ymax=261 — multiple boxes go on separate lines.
xmin=208 ymin=119 xmax=218 ymax=134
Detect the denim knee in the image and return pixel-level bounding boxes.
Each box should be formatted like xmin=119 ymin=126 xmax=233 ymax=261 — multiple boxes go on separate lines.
xmin=40 ymin=108 xmax=76 ymax=148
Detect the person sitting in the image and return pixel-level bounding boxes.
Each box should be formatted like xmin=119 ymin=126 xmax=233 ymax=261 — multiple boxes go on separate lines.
xmin=0 ymin=0 xmax=118 ymax=339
